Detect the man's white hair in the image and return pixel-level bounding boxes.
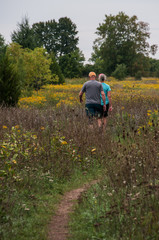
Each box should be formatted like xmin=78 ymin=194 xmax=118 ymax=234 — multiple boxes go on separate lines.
xmin=98 ymin=73 xmax=107 ymax=81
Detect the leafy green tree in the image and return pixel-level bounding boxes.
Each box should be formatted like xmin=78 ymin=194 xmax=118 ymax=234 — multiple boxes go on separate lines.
xmin=0 ymin=54 xmax=21 ymax=106
xmin=92 ymin=12 xmax=158 ymax=76
xmin=49 ymin=52 xmax=65 ymax=84
xmin=7 ymin=43 xmax=56 ymax=90
xmin=59 ymin=50 xmax=85 ymax=78
xmin=22 ymin=47 xmax=53 ymax=90
xmin=32 ymin=17 xmax=79 ymax=57
xmin=32 ymin=20 xmax=58 ymax=53
xmin=149 ymin=58 xmax=159 ymax=77
xmin=11 ymin=16 xmax=36 ymax=50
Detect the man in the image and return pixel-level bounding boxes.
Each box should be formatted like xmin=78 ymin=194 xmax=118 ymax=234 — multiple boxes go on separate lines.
xmin=98 ymin=73 xmax=112 ymax=129
xmin=79 ymin=72 xmax=106 ymax=127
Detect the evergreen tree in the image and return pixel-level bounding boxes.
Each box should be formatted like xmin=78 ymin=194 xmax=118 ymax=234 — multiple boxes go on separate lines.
xmin=11 ymin=16 xmax=36 ymax=50
xmin=0 ymin=34 xmax=7 ymax=61
xmin=0 ymin=54 xmax=21 ymax=106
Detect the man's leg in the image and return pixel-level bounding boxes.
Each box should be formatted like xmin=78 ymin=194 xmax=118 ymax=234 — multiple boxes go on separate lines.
xmin=97 ymin=118 xmax=102 ymax=128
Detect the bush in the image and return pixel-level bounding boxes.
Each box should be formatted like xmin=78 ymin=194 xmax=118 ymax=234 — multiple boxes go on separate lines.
xmin=0 ymin=54 xmax=21 ymax=106
xmin=135 ymin=70 xmax=142 ymax=80
xmin=112 ymin=64 xmax=127 ymax=80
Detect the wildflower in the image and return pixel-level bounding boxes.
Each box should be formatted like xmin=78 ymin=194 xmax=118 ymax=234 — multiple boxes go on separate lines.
xmin=2 ymin=145 xmax=6 ymax=149
xmin=3 ymin=126 xmax=7 ymax=129
xmin=15 ymin=125 xmax=20 ymax=129
xmin=40 ymin=127 xmax=45 ymax=130
xmin=12 ymin=160 xmax=17 ymax=164
xmin=121 ymin=106 xmax=125 ymax=110
xmin=32 ymin=135 xmax=37 ymax=139
xmin=61 ymin=141 xmax=67 ymax=145
xmin=148 ymin=121 xmax=152 ymax=127
xmin=91 ymin=148 xmax=96 ymax=152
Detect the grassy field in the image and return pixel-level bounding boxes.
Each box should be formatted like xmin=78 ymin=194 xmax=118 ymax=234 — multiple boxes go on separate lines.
xmin=0 ymin=77 xmax=159 ymax=239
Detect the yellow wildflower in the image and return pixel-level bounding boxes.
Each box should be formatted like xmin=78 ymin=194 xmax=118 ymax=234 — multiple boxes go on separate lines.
xmin=61 ymin=141 xmax=67 ymax=145
xmin=12 ymin=160 xmax=17 ymax=164
xmin=40 ymin=127 xmax=45 ymax=130
xmin=91 ymin=148 xmax=96 ymax=152
xmin=32 ymin=135 xmax=37 ymax=139
xmin=3 ymin=126 xmax=7 ymax=129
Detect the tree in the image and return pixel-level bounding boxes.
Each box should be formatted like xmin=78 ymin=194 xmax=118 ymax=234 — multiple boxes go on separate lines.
xmin=59 ymin=49 xmax=85 ymax=78
xmin=149 ymin=58 xmax=159 ymax=77
xmin=32 ymin=17 xmax=79 ymax=57
xmin=7 ymin=43 xmax=57 ymax=90
xmin=0 ymin=34 xmax=7 ymax=61
xmin=57 ymin=17 xmax=79 ymax=56
xmin=0 ymin=54 xmax=21 ymax=106
xmin=49 ymin=52 xmax=65 ymax=84
xmin=32 ymin=20 xmax=58 ymax=53
xmin=11 ymin=16 xmax=36 ymax=50
xmin=92 ymin=12 xmax=158 ymax=76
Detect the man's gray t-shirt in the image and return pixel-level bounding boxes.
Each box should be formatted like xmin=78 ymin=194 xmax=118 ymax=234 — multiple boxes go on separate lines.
xmin=81 ymin=80 xmax=103 ymax=104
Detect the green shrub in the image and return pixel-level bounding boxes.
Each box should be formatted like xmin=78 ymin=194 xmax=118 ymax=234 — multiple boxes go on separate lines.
xmin=135 ymin=70 xmax=142 ymax=80
xmin=112 ymin=64 xmax=127 ymax=80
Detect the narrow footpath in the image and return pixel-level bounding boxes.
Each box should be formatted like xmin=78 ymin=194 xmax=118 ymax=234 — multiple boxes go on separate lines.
xmin=47 ymin=180 xmax=98 ymax=240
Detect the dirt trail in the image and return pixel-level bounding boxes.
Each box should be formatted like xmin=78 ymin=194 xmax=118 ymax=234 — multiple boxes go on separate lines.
xmin=47 ymin=180 xmax=98 ymax=240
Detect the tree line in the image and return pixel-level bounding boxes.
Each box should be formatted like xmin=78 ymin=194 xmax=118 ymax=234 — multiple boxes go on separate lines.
xmin=0 ymin=12 xmax=159 ymax=106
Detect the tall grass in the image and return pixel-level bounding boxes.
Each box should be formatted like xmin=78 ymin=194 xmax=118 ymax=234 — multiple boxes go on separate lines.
xmin=0 ymin=78 xmax=159 ymax=239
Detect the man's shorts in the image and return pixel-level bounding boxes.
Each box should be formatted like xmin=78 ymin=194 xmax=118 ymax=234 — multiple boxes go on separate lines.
xmin=85 ymin=104 xmax=103 ymax=119
xmin=102 ymin=103 xmax=109 ymax=117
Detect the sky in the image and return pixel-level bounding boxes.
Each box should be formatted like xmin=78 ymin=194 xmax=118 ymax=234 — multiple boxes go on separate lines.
xmin=1 ymin=0 xmax=159 ymax=62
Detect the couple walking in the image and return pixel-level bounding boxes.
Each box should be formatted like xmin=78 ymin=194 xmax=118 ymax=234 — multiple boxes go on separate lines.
xmin=79 ymin=71 xmax=112 ymax=129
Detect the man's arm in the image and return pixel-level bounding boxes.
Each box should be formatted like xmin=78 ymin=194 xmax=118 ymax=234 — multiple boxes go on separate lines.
xmin=101 ymin=90 xmax=106 ymax=111
xmin=107 ymin=91 xmax=112 ymax=111
xmin=79 ymin=91 xmax=83 ymax=103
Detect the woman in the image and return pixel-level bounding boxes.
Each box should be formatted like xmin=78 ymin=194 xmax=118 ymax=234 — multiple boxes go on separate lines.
xmin=98 ymin=73 xmax=112 ymax=128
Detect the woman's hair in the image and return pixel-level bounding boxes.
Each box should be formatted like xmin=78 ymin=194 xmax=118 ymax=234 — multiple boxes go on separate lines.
xmin=98 ymin=73 xmax=107 ymax=82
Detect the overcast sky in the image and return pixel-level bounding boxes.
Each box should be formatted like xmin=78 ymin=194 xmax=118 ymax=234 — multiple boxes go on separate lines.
xmin=1 ymin=0 xmax=159 ymax=62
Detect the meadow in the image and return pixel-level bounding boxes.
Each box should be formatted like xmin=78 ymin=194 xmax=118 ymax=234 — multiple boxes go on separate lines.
xmin=0 ymin=77 xmax=159 ymax=240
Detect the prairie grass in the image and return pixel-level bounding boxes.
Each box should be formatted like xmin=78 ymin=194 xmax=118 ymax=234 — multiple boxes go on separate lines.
xmin=1 ymin=77 xmax=159 ymax=239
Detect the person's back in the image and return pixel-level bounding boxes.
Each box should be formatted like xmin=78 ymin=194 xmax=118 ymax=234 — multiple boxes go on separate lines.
xmin=101 ymin=82 xmax=111 ymax=105
xmin=82 ymin=80 xmax=103 ymax=104
xmin=79 ymin=72 xmax=106 ymax=127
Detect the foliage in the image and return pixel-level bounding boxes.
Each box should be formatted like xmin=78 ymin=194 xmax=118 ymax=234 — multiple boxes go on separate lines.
xmin=92 ymin=11 xmax=158 ymax=76
xmin=0 ymin=54 xmax=21 ymax=106
xmin=0 ymin=107 xmax=100 ymax=240
xmin=32 ymin=17 xmax=79 ymax=57
xmin=149 ymin=58 xmax=159 ymax=77
xmin=0 ymin=34 xmax=7 ymax=61
xmin=49 ymin=52 xmax=65 ymax=84
xmin=12 ymin=16 xmax=84 ymax=78
xmin=112 ymin=63 xmax=127 ymax=80
xmin=59 ymin=49 xmax=85 ymax=78
xmin=11 ymin=16 xmax=36 ymax=50
xmin=7 ymin=43 xmax=57 ymax=91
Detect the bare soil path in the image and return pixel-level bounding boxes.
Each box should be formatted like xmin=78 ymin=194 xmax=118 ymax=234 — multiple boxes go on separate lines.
xmin=47 ymin=180 xmax=98 ymax=240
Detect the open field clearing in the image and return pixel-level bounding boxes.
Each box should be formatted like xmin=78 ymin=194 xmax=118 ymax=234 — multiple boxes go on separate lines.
xmin=0 ymin=77 xmax=159 ymax=240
